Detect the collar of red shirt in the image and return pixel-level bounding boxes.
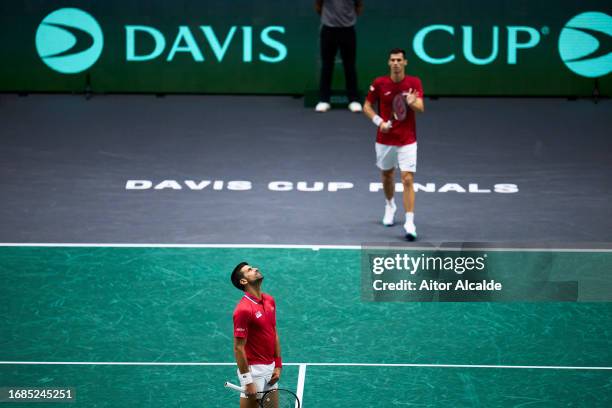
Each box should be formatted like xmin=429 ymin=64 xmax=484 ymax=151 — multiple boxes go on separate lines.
xmin=243 ymin=292 xmax=263 ymax=304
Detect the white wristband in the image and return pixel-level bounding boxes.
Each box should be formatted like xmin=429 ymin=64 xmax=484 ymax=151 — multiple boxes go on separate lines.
xmin=239 ymin=371 xmax=253 ymax=386
xmin=372 ymin=115 xmax=383 ymax=127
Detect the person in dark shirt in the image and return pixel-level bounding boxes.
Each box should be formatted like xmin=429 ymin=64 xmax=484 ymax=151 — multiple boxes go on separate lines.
xmin=315 ymin=0 xmax=363 ymax=113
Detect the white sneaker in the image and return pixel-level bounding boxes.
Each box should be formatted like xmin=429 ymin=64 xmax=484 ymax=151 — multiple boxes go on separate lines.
xmin=315 ymin=102 xmax=331 ymax=112
xmin=404 ymin=220 xmax=417 ymax=241
xmin=348 ymin=101 xmax=362 ymax=112
xmin=382 ymin=203 xmax=396 ymax=226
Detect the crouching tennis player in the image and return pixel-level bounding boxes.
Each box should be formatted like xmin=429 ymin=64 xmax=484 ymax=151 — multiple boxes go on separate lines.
xmin=231 ymin=262 xmax=282 ymax=407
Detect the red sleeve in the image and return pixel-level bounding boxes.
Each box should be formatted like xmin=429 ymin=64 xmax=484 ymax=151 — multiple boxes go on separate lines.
xmin=233 ymin=307 xmax=250 ymax=338
xmin=414 ymin=78 xmax=424 ymax=98
xmin=268 ymin=295 xmax=277 ymax=328
xmin=366 ymin=79 xmax=379 ymax=104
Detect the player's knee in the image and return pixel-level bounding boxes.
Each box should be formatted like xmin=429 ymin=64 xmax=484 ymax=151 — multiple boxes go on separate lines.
xmin=401 ymin=172 xmax=414 ymax=185
xmin=382 ymin=169 xmax=394 ymax=181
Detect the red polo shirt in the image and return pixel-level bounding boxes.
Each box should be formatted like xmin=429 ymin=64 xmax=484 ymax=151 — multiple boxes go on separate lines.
xmin=233 ymin=292 xmax=277 ymax=365
xmin=366 ymin=75 xmax=424 ymax=146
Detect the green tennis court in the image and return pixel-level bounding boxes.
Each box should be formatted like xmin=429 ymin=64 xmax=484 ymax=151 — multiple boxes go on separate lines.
xmin=1 ymin=245 xmax=611 ymax=407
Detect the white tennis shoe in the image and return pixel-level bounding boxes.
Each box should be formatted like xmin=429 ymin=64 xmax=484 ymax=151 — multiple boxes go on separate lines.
xmin=404 ymin=220 xmax=417 ymax=241
xmin=382 ymin=202 xmax=396 ymax=226
xmin=348 ymin=101 xmax=362 ymax=112
xmin=315 ymin=102 xmax=331 ymax=112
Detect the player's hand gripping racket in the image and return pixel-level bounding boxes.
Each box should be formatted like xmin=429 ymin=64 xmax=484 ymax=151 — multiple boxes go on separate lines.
xmin=225 ymin=381 xmax=301 ymax=408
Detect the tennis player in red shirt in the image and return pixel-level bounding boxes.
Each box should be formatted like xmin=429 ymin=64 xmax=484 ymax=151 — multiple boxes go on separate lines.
xmin=231 ymin=262 xmax=282 ymax=407
xmin=363 ymin=48 xmax=425 ymax=240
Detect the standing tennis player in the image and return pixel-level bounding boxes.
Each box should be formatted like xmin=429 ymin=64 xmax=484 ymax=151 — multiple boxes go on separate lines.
xmin=363 ymin=48 xmax=425 ymax=240
xmin=231 ymin=262 xmax=282 ymax=407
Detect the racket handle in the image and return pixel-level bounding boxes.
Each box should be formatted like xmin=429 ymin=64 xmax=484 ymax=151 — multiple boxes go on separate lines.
xmin=224 ymin=382 xmax=245 ymax=393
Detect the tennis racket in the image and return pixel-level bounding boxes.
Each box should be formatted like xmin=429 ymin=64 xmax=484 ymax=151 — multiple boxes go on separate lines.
xmin=388 ymin=92 xmax=408 ymax=128
xmin=225 ymin=381 xmax=301 ymax=408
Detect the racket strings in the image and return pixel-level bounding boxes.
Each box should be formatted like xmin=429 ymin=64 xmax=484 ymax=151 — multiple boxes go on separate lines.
xmin=260 ymin=389 xmax=299 ymax=408
xmin=392 ymin=93 xmax=407 ymax=121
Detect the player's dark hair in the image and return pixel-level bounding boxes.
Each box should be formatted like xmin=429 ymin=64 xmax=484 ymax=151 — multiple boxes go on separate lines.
xmin=231 ymin=262 xmax=248 ymax=291
xmin=389 ymin=48 xmax=406 ymax=59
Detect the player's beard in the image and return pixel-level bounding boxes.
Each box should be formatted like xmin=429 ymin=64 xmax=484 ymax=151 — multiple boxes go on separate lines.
xmin=253 ymin=271 xmax=264 ymax=284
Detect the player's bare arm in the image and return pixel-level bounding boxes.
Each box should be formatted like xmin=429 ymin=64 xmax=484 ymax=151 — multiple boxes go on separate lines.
xmin=362 ymin=99 xmax=376 ymax=120
xmin=405 ymin=88 xmax=425 ymax=113
xmin=363 ymin=100 xmax=391 ymax=133
xmin=233 ymin=337 xmax=257 ymax=397
xmin=268 ymin=333 xmax=282 ymax=385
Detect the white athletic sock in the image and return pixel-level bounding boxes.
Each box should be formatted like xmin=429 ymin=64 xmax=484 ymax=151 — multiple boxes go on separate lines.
xmin=386 ymin=198 xmax=396 ymax=207
xmin=405 ymin=212 xmax=414 ymax=223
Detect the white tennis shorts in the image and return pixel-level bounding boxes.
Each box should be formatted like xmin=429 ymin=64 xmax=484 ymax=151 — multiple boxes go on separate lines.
xmin=237 ymin=362 xmax=278 ymax=399
xmin=375 ymin=142 xmax=417 ymax=172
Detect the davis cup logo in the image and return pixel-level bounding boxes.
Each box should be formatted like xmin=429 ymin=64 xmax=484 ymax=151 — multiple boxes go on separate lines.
xmin=558 ymin=11 xmax=612 ymax=78
xmin=35 ymin=8 xmax=103 ymax=74
xmin=32 ymin=8 xmax=610 ymax=79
